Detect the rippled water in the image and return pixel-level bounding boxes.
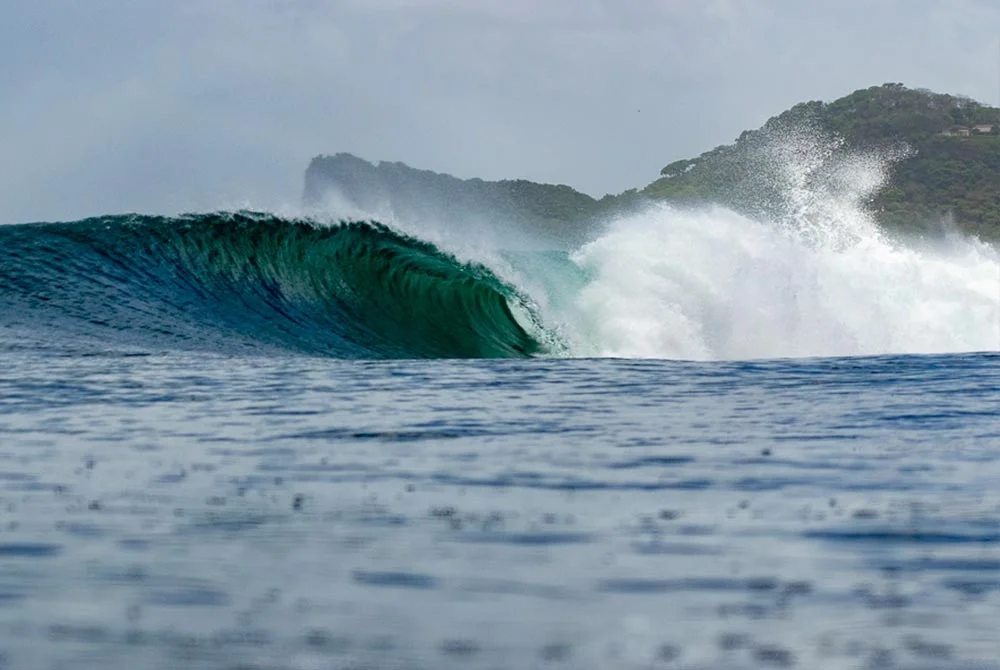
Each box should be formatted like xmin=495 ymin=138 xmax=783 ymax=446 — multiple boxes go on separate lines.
xmin=1 ymin=351 xmax=998 ymax=669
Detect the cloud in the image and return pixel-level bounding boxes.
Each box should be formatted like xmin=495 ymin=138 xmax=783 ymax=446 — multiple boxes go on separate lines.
xmin=2 ymin=0 xmax=1000 ymax=223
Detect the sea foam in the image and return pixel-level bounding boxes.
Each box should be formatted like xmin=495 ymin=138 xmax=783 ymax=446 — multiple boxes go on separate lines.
xmin=544 ymin=126 xmax=1000 ymax=359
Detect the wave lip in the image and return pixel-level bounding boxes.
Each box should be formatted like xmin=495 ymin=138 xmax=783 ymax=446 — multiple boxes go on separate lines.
xmin=0 ymin=212 xmax=545 ymax=359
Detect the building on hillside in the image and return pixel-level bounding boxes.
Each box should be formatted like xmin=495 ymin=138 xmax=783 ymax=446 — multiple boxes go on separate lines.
xmin=941 ymin=124 xmax=997 ymax=136
xmin=942 ymin=127 xmax=972 ymax=136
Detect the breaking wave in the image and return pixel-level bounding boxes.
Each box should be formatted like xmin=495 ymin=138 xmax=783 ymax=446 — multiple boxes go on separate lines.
xmin=0 ymin=212 xmax=545 ymax=358
xmin=2 ymin=129 xmax=997 ymax=360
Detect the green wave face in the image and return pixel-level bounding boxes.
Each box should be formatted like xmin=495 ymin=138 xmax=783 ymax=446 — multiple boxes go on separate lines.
xmin=0 ymin=212 xmax=545 ymax=359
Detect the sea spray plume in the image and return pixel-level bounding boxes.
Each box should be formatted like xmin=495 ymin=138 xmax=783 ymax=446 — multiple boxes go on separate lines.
xmin=565 ymin=128 xmax=999 ymax=360
xmin=734 ymin=120 xmax=911 ymax=250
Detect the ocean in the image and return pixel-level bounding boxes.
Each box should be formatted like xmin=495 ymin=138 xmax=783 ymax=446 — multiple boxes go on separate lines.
xmin=1 ymin=141 xmax=999 ymax=668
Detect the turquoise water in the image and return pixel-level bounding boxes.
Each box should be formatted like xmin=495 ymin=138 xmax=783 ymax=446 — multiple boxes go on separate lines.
xmin=0 ymin=213 xmax=545 ymax=359
xmin=0 ymin=350 xmax=998 ymax=669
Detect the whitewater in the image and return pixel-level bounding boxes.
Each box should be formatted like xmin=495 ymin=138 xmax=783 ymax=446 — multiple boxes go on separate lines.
xmin=552 ymin=203 xmax=999 ymax=359
xmin=499 ymin=125 xmax=999 ymax=360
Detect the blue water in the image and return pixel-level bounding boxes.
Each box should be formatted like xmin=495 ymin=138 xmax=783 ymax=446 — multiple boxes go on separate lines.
xmin=1 ymin=349 xmax=998 ymax=669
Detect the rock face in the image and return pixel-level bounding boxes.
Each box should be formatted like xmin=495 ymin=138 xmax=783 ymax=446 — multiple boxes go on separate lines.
xmin=303 ymin=153 xmax=607 ymax=246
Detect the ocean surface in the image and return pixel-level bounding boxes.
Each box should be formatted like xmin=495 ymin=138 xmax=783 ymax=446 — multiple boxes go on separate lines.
xmin=1 ymin=133 xmax=999 ymax=668
xmin=0 ymin=350 xmax=998 ymax=669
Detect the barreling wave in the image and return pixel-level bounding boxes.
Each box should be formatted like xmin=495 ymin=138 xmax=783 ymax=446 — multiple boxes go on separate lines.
xmin=0 ymin=212 xmax=547 ymax=359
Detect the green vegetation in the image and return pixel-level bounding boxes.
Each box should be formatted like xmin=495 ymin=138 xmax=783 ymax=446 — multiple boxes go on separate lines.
xmin=304 ymin=153 xmax=605 ymax=245
xmin=307 ymin=85 xmax=1000 ymax=242
xmin=645 ymin=83 xmax=1000 ymax=239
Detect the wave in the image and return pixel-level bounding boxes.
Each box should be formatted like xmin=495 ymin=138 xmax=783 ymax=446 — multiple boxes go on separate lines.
xmin=1 ymin=206 xmax=997 ymax=360
xmin=515 ymin=124 xmax=999 ymax=360
xmin=0 ymin=212 xmax=546 ymax=358
xmin=2 ymin=128 xmax=998 ymax=361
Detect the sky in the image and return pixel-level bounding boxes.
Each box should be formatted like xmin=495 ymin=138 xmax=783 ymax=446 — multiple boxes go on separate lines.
xmin=3 ymin=0 xmax=1000 ymax=223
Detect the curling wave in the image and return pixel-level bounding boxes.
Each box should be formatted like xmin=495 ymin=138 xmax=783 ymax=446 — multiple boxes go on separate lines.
xmin=0 ymin=212 xmax=546 ymax=358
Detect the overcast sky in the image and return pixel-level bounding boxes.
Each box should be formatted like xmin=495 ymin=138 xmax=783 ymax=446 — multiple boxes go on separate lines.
xmin=3 ymin=0 xmax=1000 ymax=223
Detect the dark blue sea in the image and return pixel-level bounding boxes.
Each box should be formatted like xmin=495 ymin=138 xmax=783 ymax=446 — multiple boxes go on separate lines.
xmin=1 ymin=349 xmax=998 ymax=669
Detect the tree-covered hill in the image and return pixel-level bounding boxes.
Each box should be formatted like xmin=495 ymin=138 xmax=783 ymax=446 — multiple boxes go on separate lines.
xmin=304 ymin=153 xmax=605 ymax=245
xmin=645 ymin=83 xmax=1000 ymax=239
xmin=306 ymin=84 xmax=1000 ymax=242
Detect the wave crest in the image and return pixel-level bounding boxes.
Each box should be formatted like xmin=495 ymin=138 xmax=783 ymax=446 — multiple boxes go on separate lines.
xmin=0 ymin=212 xmax=545 ymax=359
